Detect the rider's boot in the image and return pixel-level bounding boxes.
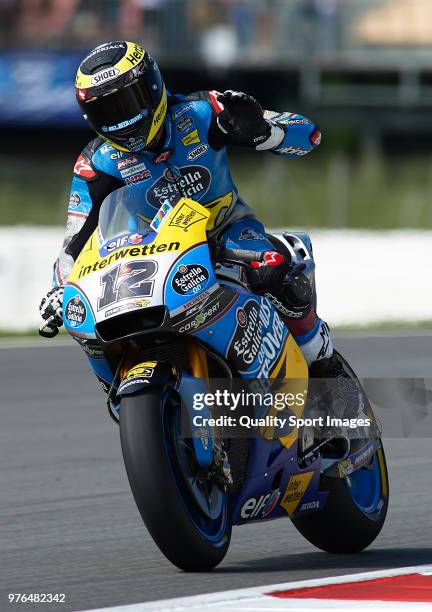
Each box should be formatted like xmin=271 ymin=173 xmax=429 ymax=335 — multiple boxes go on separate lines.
xmin=247 ymin=249 xmax=362 ymax=419
xmin=308 ymin=352 xmax=363 ymax=420
xmin=286 ymin=311 xmax=362 ymax=420
xmin=282 ymin=311 xmax=362 ymax=420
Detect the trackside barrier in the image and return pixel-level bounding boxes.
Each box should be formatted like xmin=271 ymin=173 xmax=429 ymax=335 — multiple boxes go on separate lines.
xmin=1 ymin=227 xmax=431 ymax=331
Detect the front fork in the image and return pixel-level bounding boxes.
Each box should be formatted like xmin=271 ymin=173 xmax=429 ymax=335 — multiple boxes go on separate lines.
xmin=115 ymin=339 xmax=216 ymax=471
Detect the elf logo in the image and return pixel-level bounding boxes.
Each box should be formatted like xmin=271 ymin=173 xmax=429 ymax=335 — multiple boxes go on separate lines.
xmin=241 ymin=493 xmax=274 ymax=519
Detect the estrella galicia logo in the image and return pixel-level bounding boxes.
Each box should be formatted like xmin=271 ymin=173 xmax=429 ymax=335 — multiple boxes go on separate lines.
xmin=172 ymin=264 xmax=210 ymax=296
xmin=228 ymin=299 xmax=261 ymax=368
xmin=146 ymin=165 xmax=211 ymax=207
xmin=65 ymin=294 xmax=87 ymax=328
xmin=177 ymin=115 xmax=194 ymax=132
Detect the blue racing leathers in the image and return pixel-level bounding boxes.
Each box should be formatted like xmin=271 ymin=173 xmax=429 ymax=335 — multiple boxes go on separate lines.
xmin=53 ymin=90 xmax=333 ymax=402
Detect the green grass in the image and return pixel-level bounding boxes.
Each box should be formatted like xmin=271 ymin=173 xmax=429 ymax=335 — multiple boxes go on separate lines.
xmin=232 ymin=150 xmax=432 ymax=229
xmin=0 ymin=329 xmax=70 ymax=338
xmin=0 ymin=158 xmax=70 ymax=226
xmin=3 ymin=152 xmax=432 ymax=229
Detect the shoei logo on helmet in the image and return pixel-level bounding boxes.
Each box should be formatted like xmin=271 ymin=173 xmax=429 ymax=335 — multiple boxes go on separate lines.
xmin=92 ymin=67 xmax=120 ymax=86
xmin=76 ymin=43 xmax=146 ymax=89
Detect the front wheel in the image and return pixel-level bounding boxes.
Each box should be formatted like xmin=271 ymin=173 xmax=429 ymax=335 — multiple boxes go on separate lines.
xmin=120 ymin=386 xmax=231 ymax=571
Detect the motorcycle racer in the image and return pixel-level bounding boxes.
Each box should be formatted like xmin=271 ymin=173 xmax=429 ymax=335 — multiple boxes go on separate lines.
xmin=39 ymin=41 xmax=356 ymax=412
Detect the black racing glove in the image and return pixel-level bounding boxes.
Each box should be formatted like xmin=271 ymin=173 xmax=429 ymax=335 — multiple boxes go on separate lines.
xmin=216 ymin=90 xmax=271 ymax=147
xmin=247 ymin=251 xmax=312 ymax=320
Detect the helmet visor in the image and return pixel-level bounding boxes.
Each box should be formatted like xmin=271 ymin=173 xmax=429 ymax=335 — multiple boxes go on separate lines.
xmin=81 ymin=78 xmax=159 ymax=138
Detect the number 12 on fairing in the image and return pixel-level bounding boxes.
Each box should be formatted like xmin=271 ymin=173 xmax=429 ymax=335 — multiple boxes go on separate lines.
xmin=98 ymin=260 xmax=158 ymax=310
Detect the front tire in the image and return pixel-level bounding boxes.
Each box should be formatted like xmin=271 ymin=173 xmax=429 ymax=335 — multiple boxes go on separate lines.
xmin=120 ymin=386 xmax=231 ymax=571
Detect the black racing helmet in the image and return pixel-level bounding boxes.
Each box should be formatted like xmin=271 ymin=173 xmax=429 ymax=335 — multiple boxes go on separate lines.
xmin=76 ymin=41 xmax=167 ymax=152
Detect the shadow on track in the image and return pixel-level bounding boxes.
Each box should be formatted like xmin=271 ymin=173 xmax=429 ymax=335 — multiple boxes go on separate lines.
xmin=215 ymin=548 xmax=432 ymax=574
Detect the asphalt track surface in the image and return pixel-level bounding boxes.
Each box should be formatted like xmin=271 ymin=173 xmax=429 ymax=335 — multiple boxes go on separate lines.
xmin=1 ymin=332 xmax=432 ymax=612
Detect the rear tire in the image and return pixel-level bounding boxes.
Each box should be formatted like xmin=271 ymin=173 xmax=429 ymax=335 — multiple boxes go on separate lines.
xmin=293 ymin=352 xmax=389 ymax=553
xmin=292 ymin=445 xmax=388 ymax=553
xmin=120 ymin=386 xmax=231 ymax=571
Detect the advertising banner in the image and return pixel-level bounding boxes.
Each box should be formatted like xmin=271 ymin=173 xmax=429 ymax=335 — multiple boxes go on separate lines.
xmin=0 ymin=51 xmax=84 ymax=125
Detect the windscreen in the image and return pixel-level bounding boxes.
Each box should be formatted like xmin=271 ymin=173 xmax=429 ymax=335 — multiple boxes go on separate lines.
xmin=98 ymin=186 xmax=154 ymax=245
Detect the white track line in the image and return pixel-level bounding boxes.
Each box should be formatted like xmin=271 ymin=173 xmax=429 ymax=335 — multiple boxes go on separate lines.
xmin=0 ymin=338 xmax=73 ymax=349
xmin=76 ymin=565 xmax=432 ymax=612
xmin=94 ymin=604 xmax=431 ymax=612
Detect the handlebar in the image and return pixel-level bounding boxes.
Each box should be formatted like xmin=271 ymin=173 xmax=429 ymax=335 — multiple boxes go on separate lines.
xmin=215 ymin=247 xmax=266 ymax=265
xmin=38 ymin=322 xmax=59 ymax=338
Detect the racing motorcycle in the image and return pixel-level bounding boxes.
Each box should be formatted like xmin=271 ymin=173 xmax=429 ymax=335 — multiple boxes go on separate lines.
xmin=62 ymin=186 xmax=389 ymax=571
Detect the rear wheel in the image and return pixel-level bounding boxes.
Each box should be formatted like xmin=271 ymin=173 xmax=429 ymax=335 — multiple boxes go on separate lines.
xmin=120 ymin=386 xmax=231 ymax=571
xmin=293 ymin=444 xmax=388 ymax=552
xmin=293 ymin=353 xmax=389 ymax=553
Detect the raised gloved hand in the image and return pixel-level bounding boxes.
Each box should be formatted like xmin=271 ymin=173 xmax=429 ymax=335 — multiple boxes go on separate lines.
xmin=216 ymin=90 xmax=271 ymax=147
xmin=39 ymin=286 xmax=64 ymax=338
